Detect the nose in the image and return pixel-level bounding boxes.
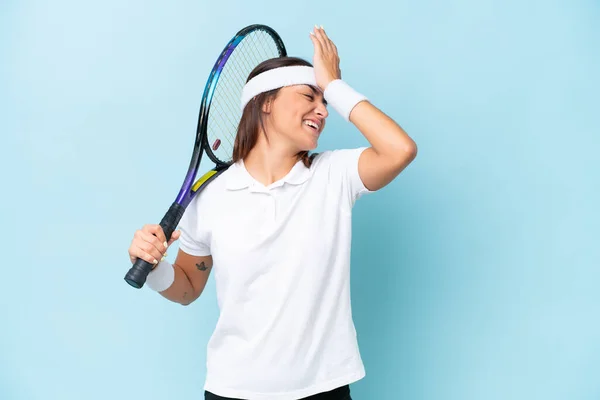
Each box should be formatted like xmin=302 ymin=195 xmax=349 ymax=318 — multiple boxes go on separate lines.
xmin=315 ymin=101 xmax=328 ymax=118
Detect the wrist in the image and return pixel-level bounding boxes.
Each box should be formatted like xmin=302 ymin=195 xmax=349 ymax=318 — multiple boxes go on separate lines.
xmin=146 ymin=259 xmax=175 ymax=292
xmin=323 ymin=79 xmax=368 ymax=122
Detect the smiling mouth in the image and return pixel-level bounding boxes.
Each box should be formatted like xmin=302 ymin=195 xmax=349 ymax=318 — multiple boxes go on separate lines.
xmin=303 ymin=119 xmax=320 ymax=132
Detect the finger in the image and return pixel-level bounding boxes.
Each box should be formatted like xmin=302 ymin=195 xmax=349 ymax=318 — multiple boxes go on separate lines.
xmin=309 ymin=29 xmax=323 ymax=54
xmin=312 ymin=25 xmax=326 ymax=50
xmin=313 ymin=25 xmax=328 ymax=52
xmin=144 ymin=224 xmax=168 ymax=249
xmin=138 ymin=240 xmax=163 ymax=264
xmin=318 ymin=26 xmax=334 ymax=53
xmin=140 ymin=230 xmax=167 ymax=255
xmin=324 ymin=31 xmax=339 ymax=57
xmin=168 ymin=230 xmax=181 ymax=246
xmin=319 ymin=26 xmax=336 ymax=55
xmin=330 ymin=38 xmax=338 ymax=56
xmin=132 ymin=245 xmax=160 ymax=266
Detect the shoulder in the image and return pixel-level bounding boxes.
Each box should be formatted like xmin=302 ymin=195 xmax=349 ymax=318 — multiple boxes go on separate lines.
xmin=186 ymin=168 xmax=230 ymax=213
xmin=310 ymin=147 xmax=368 ymax=171
xmin=309 ymin=147 xmax=373 ymax=203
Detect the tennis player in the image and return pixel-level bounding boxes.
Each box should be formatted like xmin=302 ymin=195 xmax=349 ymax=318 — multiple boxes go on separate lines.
xmin=128 ymin=26 xmax=417 ymax=400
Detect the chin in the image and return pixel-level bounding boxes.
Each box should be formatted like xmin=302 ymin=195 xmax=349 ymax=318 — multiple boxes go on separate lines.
xmin=303 ymin=140 xmax=318 ymax=151
xmin=306 ymin=135 xmax=321 ymax=150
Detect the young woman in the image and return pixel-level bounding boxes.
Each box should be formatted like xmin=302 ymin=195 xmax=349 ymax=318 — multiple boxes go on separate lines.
xmin=127 ymin=26 xmax=417 ymax=400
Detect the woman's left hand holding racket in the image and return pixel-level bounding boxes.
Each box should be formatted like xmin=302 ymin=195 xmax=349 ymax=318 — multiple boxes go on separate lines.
xmin=127 ymin=224 xmax=181 ymax=269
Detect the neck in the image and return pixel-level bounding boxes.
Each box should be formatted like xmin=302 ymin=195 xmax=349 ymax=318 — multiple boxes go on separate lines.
xmin=243 ymin=131 xmax=300 ymax=186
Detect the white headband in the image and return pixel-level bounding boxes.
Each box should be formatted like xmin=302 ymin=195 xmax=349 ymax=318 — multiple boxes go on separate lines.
xmin=240 ymin=65 xmax=316 ymax=111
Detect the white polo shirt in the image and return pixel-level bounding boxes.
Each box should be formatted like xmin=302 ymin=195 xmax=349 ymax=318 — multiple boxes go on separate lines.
xmin=178 ymin=147 xmax=372 ymax=400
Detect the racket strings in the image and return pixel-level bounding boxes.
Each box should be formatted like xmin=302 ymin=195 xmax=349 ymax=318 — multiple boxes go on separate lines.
xmin=207 ymin=30 xmax=283 ymax=164
xmin=213 ymin=36 xmax=267 ymax=128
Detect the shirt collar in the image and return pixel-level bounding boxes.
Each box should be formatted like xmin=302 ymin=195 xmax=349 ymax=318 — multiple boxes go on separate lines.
xmin=225 ymin=158 xmax=311 ymax=191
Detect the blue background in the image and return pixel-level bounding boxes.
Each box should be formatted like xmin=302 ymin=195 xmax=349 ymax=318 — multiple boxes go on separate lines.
xmin=2 ymin=0 xmax=599 ymax=399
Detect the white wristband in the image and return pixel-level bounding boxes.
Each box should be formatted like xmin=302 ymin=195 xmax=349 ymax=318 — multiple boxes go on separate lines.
xmin=146 ymin=260 xmax=175 ymax=292
xmin=323 ymin=79 xmax=368 ymax=121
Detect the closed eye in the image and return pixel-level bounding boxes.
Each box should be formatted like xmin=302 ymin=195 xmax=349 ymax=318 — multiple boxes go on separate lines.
xmin=301 ymin=86 xmax=328 ymax=106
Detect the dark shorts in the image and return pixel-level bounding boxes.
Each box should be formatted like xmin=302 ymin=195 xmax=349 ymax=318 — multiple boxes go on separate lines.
xmin=205 ymin=384 xmax=352 ymax=400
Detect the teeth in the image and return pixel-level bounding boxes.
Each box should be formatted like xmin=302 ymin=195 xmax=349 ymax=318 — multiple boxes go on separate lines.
xmin=303 ymin=120 xmax=319 ymax=129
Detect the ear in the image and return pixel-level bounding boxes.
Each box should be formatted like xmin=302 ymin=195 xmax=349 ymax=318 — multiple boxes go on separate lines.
xmin=262 ymin=97 xmax=272 ymax=114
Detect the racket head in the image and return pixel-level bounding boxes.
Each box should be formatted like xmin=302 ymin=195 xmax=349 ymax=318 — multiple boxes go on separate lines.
xmin=200 ymin=24 xmax=287 ymax=166
xmin=175 ymin=25 xmax=286 ymax=209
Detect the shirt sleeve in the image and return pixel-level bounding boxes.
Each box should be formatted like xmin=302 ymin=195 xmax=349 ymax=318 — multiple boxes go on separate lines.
xmin=177 ymin=193 xmax=212 ymax=256
xmin=324 ymin=147 xmax=374 ymax=208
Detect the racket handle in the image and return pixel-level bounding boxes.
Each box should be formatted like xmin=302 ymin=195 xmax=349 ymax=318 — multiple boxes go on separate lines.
xmin=124 ymin=202 xmax=186 ymax=289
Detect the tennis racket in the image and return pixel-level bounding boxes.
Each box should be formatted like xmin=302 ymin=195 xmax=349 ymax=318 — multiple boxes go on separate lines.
xmin=124 ymin=24 xmax=287 ymax=289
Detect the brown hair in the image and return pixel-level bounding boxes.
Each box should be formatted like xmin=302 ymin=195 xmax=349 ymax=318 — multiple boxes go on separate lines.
xmin=232 ymin=56 xmax=317 ymax=168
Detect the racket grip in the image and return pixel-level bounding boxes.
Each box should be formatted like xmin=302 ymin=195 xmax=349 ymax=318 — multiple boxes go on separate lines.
xmin=124 ymin=202 xmax=186 ymax=289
